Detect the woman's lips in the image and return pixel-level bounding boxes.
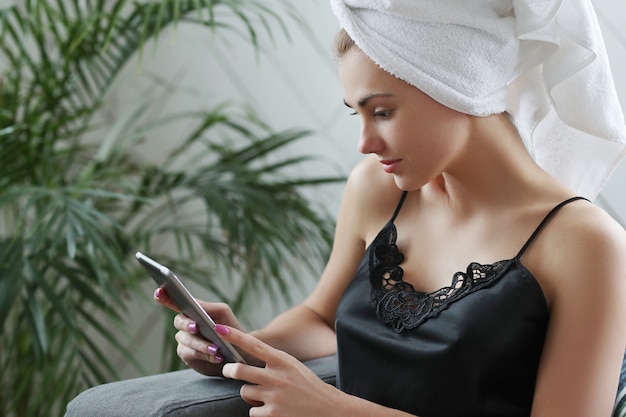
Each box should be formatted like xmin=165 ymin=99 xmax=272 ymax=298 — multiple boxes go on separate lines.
xmin=380 ymin=159 xmax=401 ymax=174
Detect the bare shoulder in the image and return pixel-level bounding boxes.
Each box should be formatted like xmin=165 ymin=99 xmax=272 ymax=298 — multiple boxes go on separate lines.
xmin=532 ymin=198 xmax=626 ymax=304
xmin=529 ymin=200 xmax=626 ymax=415
xmin=551 ymin=201 xmax=625 ymax=271
xmin=342 ymin=155 xmax=404 ymax=241
xmin=346 ymin=155 xmax=403 ymax=201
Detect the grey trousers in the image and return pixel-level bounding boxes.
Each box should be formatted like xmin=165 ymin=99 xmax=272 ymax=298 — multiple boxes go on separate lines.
xmin=65 ymin=352 xmax=626 ymax=417
xmin=64 ymin=355 xmax=337 ymax=417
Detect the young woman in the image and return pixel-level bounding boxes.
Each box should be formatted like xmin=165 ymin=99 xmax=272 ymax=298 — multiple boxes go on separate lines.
xmin=156 ymin=1 xmax=626 ymax=416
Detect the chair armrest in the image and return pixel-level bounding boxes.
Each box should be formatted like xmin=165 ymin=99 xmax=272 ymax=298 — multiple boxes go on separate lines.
xmin=614 ymin=350 xmax=626 ymax=417
xmin=64 ymin=355 xmax=337 ymax=417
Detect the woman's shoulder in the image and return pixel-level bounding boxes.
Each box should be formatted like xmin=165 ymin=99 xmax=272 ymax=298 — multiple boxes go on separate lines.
xmin=530 ymin=197 xmax=626 ymax=303
xmin=547 ymin=199 xmax=625 ymax=262
xmin=527 ymin=198 xmax=626 ymax=416
xmin=339 ymin=156 xmax=405 ymax=243
xmin=345 ymin=156 xmax=405 ymax=213
xmin=347 ymin=155 xmax=395 ymax=189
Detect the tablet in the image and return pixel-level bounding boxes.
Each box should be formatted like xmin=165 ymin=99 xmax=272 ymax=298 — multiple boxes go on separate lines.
xmin=135 ymin=251 xmax=246 ymax=364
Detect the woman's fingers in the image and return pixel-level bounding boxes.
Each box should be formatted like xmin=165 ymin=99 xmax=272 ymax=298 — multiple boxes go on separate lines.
xmin=216 ymin=324 xmax=339 ymax=417
xmin=239 ymin=384 xmax=265 ymax=407
xmin=153 ymin=287 xmax=178 ymax=311
xmin=175 ymin=334 xmax=225 ymax=365
xmin=173 ymin=313 xmax=198 ymax=333
xmin=156 ymin=290 xmax=225 ymax=363
xmin=173 ymin=317 xmax=225 ymax=364
xmin=216 ymin=324 xmax=282 ymax=365
xmin=217 ymin=325 xmax=286 ymax=405
xmin=153 ymin=289 xmax=239 ymax=375
xmin=217 ymin=325 xmax=291 ymax=381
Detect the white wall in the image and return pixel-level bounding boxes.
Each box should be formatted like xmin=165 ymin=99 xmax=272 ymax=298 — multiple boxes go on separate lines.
xmin=594 ymin=0 xmax=626 ymax=222
xmin=112 ymin=0 xmax=626 ymax=377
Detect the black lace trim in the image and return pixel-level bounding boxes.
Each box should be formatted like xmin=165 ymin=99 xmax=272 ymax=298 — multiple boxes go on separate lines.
xmin=369 ymin=222 xmax=513 ymax=333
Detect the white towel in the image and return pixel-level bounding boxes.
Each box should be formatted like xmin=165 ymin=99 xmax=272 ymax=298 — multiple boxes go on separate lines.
xmin=330 ymin=0 xmax=626 ymax=200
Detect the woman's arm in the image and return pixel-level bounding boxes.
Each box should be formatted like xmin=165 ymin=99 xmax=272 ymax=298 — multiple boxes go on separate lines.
xmin=161 ymin=156 xmax=403 ymax=368
xmin=248 ymin=155 xmax=404 ymax=360
xmin=529 ymin=204 xmax=626 ymax=417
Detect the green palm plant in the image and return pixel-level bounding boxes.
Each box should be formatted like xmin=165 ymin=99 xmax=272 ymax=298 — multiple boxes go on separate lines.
xmin=0 ymin=1 xmax=341 ymax=416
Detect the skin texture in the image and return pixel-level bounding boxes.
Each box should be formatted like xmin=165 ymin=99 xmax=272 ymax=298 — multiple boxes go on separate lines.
xmin=156 ymin=47 xmax=626 ymax=417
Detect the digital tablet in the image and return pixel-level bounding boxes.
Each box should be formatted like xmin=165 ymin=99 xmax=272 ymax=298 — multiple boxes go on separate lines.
xmin=135 ymin=251 xmax=246 ymax=364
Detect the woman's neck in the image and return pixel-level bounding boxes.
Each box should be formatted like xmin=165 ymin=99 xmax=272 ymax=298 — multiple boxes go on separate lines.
xmin=424 ymin=113 xmax=571 ymax=216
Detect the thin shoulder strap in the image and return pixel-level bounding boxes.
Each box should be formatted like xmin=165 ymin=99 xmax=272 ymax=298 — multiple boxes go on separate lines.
xmin=390 ymin=191 xmax=409 ymax=223
xmin=516 ymin=196 xmax=590 ymax=259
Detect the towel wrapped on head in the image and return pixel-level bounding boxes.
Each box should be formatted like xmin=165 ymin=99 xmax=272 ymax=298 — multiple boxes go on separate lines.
xmin=330 ymin=0 xmax=626 ymax=199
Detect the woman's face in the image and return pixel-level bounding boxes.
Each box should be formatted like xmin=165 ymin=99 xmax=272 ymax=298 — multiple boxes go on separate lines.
xmin=339 ymin=47 xmax=471 ymax=191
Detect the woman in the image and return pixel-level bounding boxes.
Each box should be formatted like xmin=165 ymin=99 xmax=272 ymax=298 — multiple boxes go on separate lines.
xmin=156 ymin=1 xmax=626 ymax=416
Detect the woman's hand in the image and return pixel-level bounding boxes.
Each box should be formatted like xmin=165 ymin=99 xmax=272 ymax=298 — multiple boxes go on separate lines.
xmin=216 ymin=324 xmax=343 ymax=417
xmin=154 ymin=287 xmax=260 ymax=376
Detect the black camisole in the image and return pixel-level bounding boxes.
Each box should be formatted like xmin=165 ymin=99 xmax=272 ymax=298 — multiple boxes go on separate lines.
xmin=335 ymin=192 xmax=588 ymax=417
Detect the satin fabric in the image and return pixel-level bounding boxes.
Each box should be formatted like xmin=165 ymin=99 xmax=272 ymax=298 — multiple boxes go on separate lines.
xmin=336 ymin=250 xmax=548 ymax=416
xmin=333 ymin=193 xmax=581 ymax=416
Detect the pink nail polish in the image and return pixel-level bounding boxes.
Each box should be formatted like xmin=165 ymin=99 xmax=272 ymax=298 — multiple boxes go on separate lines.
xmin=214 ymin=354 xmax=224 ymax=364
xmin=215 ymin=324 xmax=230 ymax=336
xmin=208 ymin=344 xmax=219 ymax=355
xmin=188 ymin=322 xmax=197 ymax=333
xmin=154 ymin=288 xmax=162 ymax=298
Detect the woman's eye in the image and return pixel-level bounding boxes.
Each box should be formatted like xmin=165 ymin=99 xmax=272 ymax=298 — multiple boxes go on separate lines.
xmin=374 ymin=109 xmax=392 ymax=119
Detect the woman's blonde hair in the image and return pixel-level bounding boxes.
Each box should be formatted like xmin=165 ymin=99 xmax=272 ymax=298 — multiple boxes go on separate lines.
xmin=334 ymin=28 xmax=355 ymax=58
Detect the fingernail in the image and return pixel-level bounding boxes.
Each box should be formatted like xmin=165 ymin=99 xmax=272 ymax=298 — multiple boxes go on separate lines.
xmin=187 ymin=322 xmax=197 ymax=333
xmin=208 ymin=344 xmax=219 ymax=355
xmin=154 ymin=288 xmax=163 ymax=298
xmin=214 ymin=354 xmax=224 ymax=364
xmin=222 ymin=363 xmax=232 ymax=378
xmin=215 ymin=324 xmax=230 ymax=336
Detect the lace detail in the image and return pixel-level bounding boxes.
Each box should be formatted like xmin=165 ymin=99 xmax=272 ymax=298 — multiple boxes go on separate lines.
xmin=369 ymin=222 xmax=513 ymax=333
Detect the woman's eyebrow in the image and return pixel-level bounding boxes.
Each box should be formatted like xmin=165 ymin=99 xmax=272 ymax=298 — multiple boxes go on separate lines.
xmin=343 ymin=93 xmax=394 ymax=109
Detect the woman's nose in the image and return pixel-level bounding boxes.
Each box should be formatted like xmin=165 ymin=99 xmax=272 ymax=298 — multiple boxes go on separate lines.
xmin=357 ymin=124 xmax=383 ymax=155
